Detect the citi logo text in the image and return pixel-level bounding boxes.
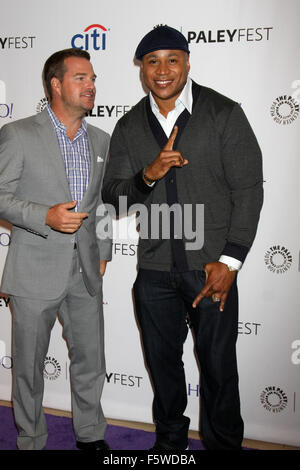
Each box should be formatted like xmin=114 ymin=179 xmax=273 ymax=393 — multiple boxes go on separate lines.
xmin=71 ymin=24 xmax=108 ymax=51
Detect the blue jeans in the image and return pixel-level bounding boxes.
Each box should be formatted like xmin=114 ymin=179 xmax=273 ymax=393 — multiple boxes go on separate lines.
xmin=133 ymin=269 xmax=243 ymax=450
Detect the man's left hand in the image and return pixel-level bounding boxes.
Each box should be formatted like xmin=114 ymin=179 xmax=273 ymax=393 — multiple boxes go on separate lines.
xmin=192 ymin=262 xmax=237 ymax=312
xmin=100 ymin=260 xmax=108 ymax=276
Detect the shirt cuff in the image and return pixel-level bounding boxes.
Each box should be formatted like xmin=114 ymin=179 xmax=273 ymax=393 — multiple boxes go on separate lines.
xmin=221 ymin=241 xmax=249 ymax=263
xmin=219 ymin=255 xmax=242 ymax=271
xmin=144 ymin=179 xmax=156 ymax=187
xmin=134 ymin=169 xmax=156 ymax=193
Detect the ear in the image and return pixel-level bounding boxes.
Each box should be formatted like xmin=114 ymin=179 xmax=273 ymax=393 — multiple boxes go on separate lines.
xmin=186 ymin=54 xmax=191 ymax=73
xmin=50 ymin=77 xmax=62 ymax=97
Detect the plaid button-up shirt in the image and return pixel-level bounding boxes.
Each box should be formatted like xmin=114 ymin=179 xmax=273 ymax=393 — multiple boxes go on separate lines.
xmin=47 ymin=105 xmax=91 ymax=211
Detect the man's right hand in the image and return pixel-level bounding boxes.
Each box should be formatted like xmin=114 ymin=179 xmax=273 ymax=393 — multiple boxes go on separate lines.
xmin=46 ymin=200 xmax=88 ymax=233
xmin=144 ymin=126 xmax=188 ymax=182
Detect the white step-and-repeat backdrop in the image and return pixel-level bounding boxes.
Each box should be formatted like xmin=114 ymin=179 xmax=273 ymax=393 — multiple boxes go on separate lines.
xmin=0 ymin=0 xmax=299 ymax=447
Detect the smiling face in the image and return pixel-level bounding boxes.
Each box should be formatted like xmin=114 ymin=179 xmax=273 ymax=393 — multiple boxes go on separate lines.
xmin=141 ymin=49 xmax=190 ymax=112
xmin=51 ymin=56 xmax=96 ymax=117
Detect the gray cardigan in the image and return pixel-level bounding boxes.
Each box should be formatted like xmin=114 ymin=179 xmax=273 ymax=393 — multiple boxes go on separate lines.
xmin=103 ymin=82 xmax=263 ymax=272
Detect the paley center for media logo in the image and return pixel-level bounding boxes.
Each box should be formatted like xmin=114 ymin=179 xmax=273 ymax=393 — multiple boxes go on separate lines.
xmin=260 ymin=386 xmax=288 ymax=413
xmin=71 ymin=24 xmax=109 ymax=51
xmin=36 ymin=97 xmax=48 ymax=114
xmin=264 ymin=245 xmax=292 ymax=274
xmin=43 ymin=356 xmax=61 ymax=381
xmin=270 ymin=95 xmax=299 ymax=125
xmin=270 ymin=81 xmax=300 ymax=125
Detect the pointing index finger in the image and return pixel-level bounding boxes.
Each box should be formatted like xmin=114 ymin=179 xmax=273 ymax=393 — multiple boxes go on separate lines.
xmin=164 ymin=126 xmax=178 ymax=151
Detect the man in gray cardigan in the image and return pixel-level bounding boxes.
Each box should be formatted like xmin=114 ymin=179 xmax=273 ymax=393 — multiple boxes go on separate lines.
xmin=0 ymin=49 xmax=111 ymax=450
xmin=103 ymin=26 xmax=263 ymax=451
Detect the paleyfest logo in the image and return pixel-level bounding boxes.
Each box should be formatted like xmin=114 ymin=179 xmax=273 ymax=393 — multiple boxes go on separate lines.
xmin=71 ymin=24 xmax=109 ymax=51
xmin=186 ymin=26 xmax=273 ymax=44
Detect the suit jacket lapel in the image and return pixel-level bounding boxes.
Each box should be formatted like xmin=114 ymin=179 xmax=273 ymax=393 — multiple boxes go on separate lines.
xmin=36 ymin=110 xmax=100 ymax=211
xmin=34 ymin=109 xmax=72 ymax=200
xmin=78 ymin=126 xmax=96 ymax=211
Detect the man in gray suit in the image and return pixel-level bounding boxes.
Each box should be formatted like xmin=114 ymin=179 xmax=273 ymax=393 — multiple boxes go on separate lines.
xmin=0 ymin=48 xmax=111 ymax=450
xmin=103 ymin=26 xmax=263 ymax=451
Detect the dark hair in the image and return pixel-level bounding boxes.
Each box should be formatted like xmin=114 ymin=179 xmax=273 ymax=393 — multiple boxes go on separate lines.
xmin=42 ymin=48 xmax=90 ymax=102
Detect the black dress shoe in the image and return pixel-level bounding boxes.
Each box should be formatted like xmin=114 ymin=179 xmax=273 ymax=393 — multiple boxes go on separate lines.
xmin=76 ymin=439 xmax=111 ymax=450
xmin=149 ymin=441 xmax=189 ymax=451
xmin=149 ymin=443 xmax=170 ymax=451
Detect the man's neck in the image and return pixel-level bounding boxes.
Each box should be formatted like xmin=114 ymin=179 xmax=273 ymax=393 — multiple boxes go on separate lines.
xmin=150 ymin=77 xmax=192 ymax=118
xmin=152 ymin=95 xmax=177 ymax=118
xmin=50 ymin=104 xmax=84 ymax=140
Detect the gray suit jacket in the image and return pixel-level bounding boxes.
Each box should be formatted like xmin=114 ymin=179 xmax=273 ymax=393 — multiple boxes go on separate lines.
xmin=0 ymin=108 xmax=112 ymax=299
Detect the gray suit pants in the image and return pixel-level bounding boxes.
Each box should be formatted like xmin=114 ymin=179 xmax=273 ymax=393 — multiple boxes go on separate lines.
xmin=10 ymin=250 xmax=107 ymax=450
